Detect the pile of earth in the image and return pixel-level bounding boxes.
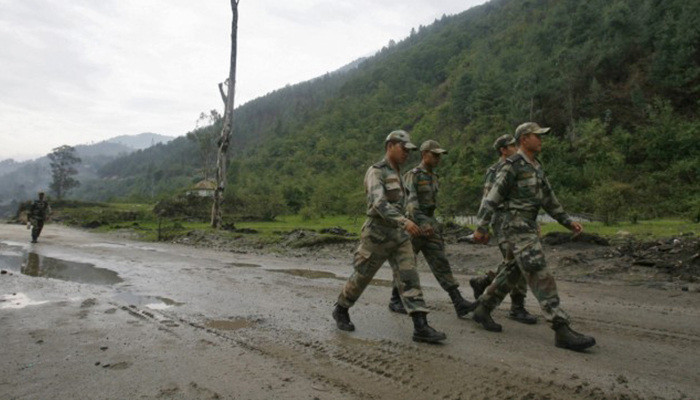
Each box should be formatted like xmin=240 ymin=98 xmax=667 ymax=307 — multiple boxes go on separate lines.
xmin=614 ymin=236 xmax=700 ymax=281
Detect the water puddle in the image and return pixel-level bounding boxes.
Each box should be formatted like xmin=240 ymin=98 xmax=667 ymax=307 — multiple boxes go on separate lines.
xmin=113 ymin=292 xmax=184 ymax=310
xmin=0 ymin=247 xmax=123 ymax=285
xmin=206 ymin=318 xmax=256 ymax=331
xmin=270 ymin=268 xmax=392 ymax=287
xmin=0 ymin=293 xmax=49 ymax=309
xmin=272 ymin=269 xmax=339 ymax=280
xmin=226 ymin=262 xmax=261 ymax=268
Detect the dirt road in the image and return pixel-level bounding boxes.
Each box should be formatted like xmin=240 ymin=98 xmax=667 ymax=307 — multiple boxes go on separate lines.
xmin=1 ymin=225 xmax=698 ymax=400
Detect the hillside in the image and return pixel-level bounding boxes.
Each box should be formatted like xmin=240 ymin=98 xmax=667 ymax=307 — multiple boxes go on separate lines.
xmin=33 ymin=0 xmax=700 ymax=221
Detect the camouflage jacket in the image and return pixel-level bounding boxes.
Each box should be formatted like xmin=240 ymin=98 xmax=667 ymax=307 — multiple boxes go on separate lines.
xmin=481 ymin=160 xmax=507 ymax=230
xmin=476 ymin=150 xmax=573 ymax=234
xmin=364 ymin=158 xmax=410 ymax=228
xmin=29 ymin=200 xmax=51 ymax=220
xmin=404 ymin=163 xmax=439 ymax=229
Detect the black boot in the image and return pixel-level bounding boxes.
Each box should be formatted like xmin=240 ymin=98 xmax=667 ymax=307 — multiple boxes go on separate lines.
xmin=509 ymin=294 xmax=537 ymax=325
xmin=332 ymin=304 xmax=355 ymax=332
xmin=553 ymin=319 xmax=596 ymax=351
xmin=411 ymin=312 xmax=446 ymax=344
xmin=448 ymin=288 xmax=476 ymax=317
xmin=472 ymin=302 xmax=502 ymax=332
xmin=388 ymin=287 xmax=407 ymax=314
xmin=469 ymin=274 xmax=492 ymax=300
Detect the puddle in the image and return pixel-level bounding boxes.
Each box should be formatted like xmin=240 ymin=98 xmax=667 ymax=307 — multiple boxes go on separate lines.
xmin=113 ymin=292 xmax=184 ymax=310
xmin=226 ymin=262 xmax=261 ymax=268
xmin=271 ymin=269 xmax=339 ymax=280
xmin=206 ymin=318 xmax=256 ymax=331
xmin=0 ymin=247 xmax=123 ymax=285
xmin=270 ymin=268 xmax=392 ymax=287
xmin=80 ymin=242 xmax=127 ymax=249
xmin=0 ymin=293 xmax=49 ymax=309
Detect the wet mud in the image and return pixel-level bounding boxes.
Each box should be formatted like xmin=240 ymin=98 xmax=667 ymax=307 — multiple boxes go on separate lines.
xmin=1 ymin=225 xmax=699 ymax=400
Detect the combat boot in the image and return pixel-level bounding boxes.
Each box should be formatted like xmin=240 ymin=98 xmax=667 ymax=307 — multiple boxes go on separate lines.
xmin=388 ymin=287 xmax=407 ymax=314
xmin=447 ymin=288 xmax=476 ymax=317
xmin=469 ymin=274 xmax=492 ymax=300
xmin=553 ymin=319 xmax=596 ymax=351
xmin=472 ymin=302 xmax=502 ymax=332
xmin=509 ymin=294 xmax=537 ymax=325
xmin=411 ymin=312 xmax=446 ymax=344
xmin=332 ymin=304 xmax=355 ymax=332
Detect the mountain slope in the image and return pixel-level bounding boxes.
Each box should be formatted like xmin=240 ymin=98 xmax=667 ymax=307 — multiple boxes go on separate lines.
xmin=37 ymin=0 xmax=700 ymax=219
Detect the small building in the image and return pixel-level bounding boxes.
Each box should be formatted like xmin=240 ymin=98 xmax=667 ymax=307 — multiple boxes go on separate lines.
xmin=186 ymin=179 xmax=216 ymax=197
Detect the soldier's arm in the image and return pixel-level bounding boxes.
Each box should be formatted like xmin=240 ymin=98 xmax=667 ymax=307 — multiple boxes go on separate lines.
xmin=475 ymin=164 xmax=514 ymax=234
xmin=541 ymin=176 xmax=574 ymax=230
xmin=366 ymin=168 xmax=409 ymax=228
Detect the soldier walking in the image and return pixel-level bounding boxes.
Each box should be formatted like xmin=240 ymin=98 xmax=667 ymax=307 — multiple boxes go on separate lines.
xmin=387 ymin=140 xmax=475 ymax=318
xmin=470 ymin=134 xmax=537 ymax=324
xmin=333 ymin=130 xmax=447 ymax=344
xmin=28 ymin=191 xmax=51 ymax=243
xmin=471 ymin=123 xmax=596 ymax=351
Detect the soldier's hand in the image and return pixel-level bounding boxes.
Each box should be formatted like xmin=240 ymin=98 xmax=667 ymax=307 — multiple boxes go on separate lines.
xmin=570 ymin=221 xmax=583 ymax=237
xmin=473 ymin=230 xmax=489 ymax=244
xmin=404 ymin=220 xmax=421 ymax=238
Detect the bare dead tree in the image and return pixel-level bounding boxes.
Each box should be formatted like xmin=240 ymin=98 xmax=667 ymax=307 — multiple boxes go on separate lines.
xmin=211 ymin=0 xmax=240 ymax=229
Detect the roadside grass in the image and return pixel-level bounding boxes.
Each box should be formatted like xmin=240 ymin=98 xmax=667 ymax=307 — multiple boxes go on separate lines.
xmin=535 ymin=219 xmax=699 ymax=238
xmin=53 ymin=202 xmax=697 ymax=241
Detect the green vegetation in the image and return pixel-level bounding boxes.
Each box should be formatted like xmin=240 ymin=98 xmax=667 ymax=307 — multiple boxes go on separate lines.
xmin=537 ymin=219 xmax=699 ymax=239
xmin=36 ymin=0 xmax=700 ymax=226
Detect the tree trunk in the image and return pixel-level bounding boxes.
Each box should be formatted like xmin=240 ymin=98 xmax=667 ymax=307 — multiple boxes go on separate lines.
xmin=211 ymin=0 xmax=239 ymax=229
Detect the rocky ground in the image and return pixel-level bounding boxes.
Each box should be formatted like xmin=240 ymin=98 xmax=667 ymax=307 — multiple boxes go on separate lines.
xmin=1 ymin=223 xmax=699 ymax=400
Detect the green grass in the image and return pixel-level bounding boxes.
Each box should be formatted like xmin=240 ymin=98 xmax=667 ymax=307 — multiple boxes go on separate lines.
xmin=54 ymin=202 xmax=698 ymax=241
xmin=531 ymin=219 xmax=698 ymax=238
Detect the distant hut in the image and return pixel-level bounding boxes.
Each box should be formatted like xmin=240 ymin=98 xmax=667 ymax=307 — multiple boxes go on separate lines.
xmin=187 ymin=179 xmax=216 ymax=197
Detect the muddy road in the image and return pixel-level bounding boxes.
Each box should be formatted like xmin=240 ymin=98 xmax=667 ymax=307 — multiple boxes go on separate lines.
xmin=1 ymin=225 xmax=698 ymax=400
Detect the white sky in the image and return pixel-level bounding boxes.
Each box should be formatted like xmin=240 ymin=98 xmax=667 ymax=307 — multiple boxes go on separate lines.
xmin=0 ymin=0 xmax=488 ymax=161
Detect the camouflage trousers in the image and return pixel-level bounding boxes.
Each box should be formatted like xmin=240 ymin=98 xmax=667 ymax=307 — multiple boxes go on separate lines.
xmin=409 ymin=235 xmax=459 ymax=292
xmin=492 ymin=212 xmax=527 ymax=299
xmin=338 ymin=219 xmax=428 ymax=314
xmin=30 ymin=218 xmax=45 ymax=241
xmin=479 ymin=218 xmax=569 ymax=324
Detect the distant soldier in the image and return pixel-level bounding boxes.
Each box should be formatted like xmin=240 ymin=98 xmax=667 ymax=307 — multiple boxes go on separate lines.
xmin=28 ymin=191 xmax=51 ymax=243
xmin=471 ymin=122 xmax=596 ymax=352
xmin=333 ymin=130 xmax=447 ymax=344
xmin=470 ymin=134 xmax=537 ymax=325
xmin=387 ymin=140 xmax=475 ymax=318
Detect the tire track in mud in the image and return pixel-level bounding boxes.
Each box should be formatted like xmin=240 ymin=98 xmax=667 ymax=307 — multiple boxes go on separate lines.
xmin=112 ymin=304 xmax=647 ymax=400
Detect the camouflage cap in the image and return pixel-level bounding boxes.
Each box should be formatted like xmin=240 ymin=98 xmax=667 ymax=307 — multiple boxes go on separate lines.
xmin=514 ymin=122 xmax=550 ymax=140
xmin=385 ymin=130 xmax=417 ymax=150
xmin=492 ymin=134 xmax=516 ymax=151
xmin=420 ymin=139 xmax=448 ymax=154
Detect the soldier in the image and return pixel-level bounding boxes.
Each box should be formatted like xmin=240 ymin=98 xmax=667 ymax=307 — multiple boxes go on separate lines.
xmin=387 ymin=140 xmax=474 ymax=318
xmin=333 ymin=130 xmax=447 ymax=344
xmin=471 ymin=122 xmax=596 ymax=352
xmin=470 ymin=135 xmax=537 ymax=325
xmin=28 ymin=191 xmax=51 ymax=243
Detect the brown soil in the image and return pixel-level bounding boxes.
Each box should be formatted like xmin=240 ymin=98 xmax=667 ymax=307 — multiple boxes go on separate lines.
xmin=1 ymin=224 xmax=698 ymax=400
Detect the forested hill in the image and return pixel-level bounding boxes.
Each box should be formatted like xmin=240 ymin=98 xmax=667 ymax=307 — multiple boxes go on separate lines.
xmin=80 ymin=0 xmax=700 ymax=221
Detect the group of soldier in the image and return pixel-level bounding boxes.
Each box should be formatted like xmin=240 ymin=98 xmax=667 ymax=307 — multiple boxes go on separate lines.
xmin=332 ymin=123 xmax=597 ymax=352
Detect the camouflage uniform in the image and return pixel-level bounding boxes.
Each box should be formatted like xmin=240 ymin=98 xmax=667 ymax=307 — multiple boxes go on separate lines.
xmin=337 ymin=158 xmax=429 ymax=315
xmin=475 ymin=149 xmax=572 ymax=324
xmin=482 ymin=160 xmax=528 ymax=298
xmin=404 ymin=163 xmax=459 ymax=292
xmin=28 ymin=197 xmax=51 ymax=243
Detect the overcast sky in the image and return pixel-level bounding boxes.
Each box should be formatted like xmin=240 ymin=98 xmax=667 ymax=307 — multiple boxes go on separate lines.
xmin=0 ymin=0 xmax=488 ymax=161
